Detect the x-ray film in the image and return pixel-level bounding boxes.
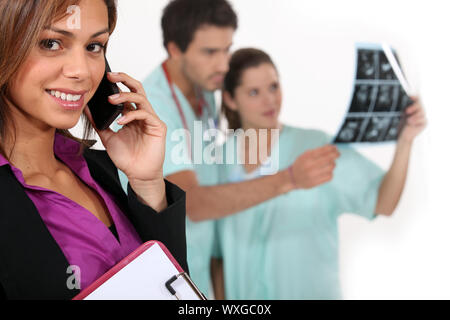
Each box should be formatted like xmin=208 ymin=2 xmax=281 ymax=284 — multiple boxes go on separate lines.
xmin=333 ymin=43 xmax=414 ymax=143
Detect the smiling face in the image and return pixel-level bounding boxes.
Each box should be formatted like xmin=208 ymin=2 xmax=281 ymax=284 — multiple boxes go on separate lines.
xmin=225 ymin=63 xmax=282 ymax=130
xmin=175 ymin=25 xmax=234 ymax=92
xmin=7 ymin=0 xmax=109 ymax=132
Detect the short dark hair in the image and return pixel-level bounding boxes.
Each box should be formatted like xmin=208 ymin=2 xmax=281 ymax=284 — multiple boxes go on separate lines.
xmin=162 ymin=0 xmax=238 ymax=52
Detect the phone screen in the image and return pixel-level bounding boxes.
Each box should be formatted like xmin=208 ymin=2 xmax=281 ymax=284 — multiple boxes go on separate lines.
xmin=88 ymin=58 xmax=124 ymax=130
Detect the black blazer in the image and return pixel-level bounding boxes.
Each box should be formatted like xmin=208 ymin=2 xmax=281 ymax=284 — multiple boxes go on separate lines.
xmin=0 ymin=147 xmax=188 ymax=300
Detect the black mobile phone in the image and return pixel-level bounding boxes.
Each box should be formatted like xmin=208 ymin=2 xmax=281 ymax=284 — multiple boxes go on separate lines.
xmin=88 ymin=58 xmax=124 ymax=130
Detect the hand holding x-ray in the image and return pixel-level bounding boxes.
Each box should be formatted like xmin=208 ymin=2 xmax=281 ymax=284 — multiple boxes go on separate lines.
xmin=397 ymin=97 xmax=427 ymax=143
xmin=334 ymin=43 xmax=418 ymax=144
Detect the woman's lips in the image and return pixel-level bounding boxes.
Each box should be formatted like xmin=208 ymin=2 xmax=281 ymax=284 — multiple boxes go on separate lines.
xmin=263 ymin=110 xmax=276 ymax=117
xmin=46 ymin=89 xmax=85 ymax=110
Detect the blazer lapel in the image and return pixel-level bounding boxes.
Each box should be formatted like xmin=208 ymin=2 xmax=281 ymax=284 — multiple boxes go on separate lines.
xmin=0 ymin=166 xmax=79 ymax=299
xmin=0 ymin=148 xmax=127 ymax=299
xmin=83 ymin=149 xmax=128 ymax=210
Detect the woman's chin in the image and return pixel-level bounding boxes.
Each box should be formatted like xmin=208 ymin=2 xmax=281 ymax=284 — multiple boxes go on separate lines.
xmin=262 ymin=120 xmax=280 ymax=131
xmin=52 ymin=117 xmax=82 ymax=131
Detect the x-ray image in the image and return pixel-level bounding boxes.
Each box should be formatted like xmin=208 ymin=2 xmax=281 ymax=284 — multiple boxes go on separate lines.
xmin=379 ymin=51 xmax=398 ymax=80
xmin=373 ymin=85 xmax=398 ymax=112
xmin=384 ymin=116 xmax=403 ymax=141
xmin=396 ymin=87 xmax=413 ymax=111
xmin=363 ymin=117 xmax=391 ymax=142
xmin=336 ymin=118 xmax=365 ymax=142
xmin=334 ymin=43 xmax=413 ymax=143
xmin=357 ymin=50 xmax=377 ymax=79
xmin=349 ymin=84 xmax=376 ymax=112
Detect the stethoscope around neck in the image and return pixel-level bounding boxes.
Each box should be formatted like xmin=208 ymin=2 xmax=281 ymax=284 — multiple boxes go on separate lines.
xmin=161 ymin=61 xmax=218 ymax=160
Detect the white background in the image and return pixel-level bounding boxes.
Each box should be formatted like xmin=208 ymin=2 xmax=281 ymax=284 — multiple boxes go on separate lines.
xmin=72 ymin=0 xmax=450 ymax=299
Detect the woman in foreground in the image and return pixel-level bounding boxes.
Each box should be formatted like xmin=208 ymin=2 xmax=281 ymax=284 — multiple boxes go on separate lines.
xmin=0 ymin=0 xmax=187 ymax=299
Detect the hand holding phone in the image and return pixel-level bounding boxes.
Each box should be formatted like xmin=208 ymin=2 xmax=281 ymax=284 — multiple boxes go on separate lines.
xmin=88 ymin=58 xmax=124 ymax=130
xmin=87 ymin=68 xmax=169 ymax=207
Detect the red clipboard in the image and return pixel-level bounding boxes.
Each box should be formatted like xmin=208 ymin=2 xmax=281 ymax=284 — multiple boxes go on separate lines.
xmin=73 ymin=240 xmax=206 ymax=300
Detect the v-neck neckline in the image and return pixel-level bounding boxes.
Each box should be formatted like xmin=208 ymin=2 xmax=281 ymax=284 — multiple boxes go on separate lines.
xmin=239 ymin=125 xmax=286 ymax=176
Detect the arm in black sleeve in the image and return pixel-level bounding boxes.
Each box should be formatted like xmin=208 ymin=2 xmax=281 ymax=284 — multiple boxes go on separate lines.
xmin=126 ymin=179 xmax=189 ymax=274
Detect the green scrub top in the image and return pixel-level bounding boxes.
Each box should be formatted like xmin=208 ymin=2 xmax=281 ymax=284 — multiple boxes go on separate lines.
xmin=216 ymin=125 xmax=385 ymax=299
xmin=116 ymin=64 xmax=219 ymax=297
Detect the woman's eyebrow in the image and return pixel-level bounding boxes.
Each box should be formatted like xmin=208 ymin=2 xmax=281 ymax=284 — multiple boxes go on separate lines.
xmin=44 ymin=27 xmax=109 ymax=39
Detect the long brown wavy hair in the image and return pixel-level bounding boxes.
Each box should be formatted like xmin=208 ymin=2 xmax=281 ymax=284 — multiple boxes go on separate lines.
xmin=0 ymin=0 xmax=118 ymax=159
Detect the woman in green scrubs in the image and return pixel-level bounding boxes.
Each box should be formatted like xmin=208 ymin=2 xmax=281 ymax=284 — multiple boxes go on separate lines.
xmin=216 ymin=48 xmax=426 ymax=299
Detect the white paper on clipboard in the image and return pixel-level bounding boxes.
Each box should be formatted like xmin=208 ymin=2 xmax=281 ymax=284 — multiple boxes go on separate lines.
xmin=74 ymin=241 xmax=204 ymax=300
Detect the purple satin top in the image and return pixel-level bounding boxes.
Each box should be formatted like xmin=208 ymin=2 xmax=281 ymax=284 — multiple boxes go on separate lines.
xmin=0 ymin=134 xmax=142 ymax=289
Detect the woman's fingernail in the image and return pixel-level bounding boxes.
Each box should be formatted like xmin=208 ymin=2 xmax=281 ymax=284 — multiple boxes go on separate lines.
xmin=109 ymin=93 xmax=120 ymax=100
xmin=117 ymin=115 xmax=126 ymax=123
xmin=108 ymin=72 xmax=120 ymax=76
